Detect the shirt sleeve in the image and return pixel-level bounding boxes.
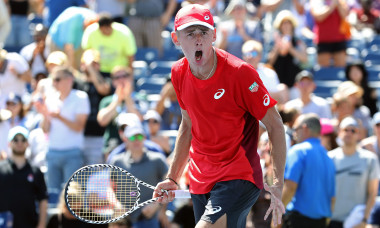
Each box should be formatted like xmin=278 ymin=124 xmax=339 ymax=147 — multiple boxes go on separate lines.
xmin=284 ymin=147 xmax=305 ymax=184
xmin=234 ymin=63 xmax=277 ymax=120
xmin=369 ymin=155 xmax=380 ymax=180
xmin=76 ymin=91 xmax=91 ymax=115
xmin=34 ymin=167 xmax=49 ymax=201
xmin=171 ymin=62 xmax=186 ymax=110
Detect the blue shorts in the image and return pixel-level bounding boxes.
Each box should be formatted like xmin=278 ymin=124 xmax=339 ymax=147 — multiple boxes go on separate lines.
xmin=191 ymin=179 xmax=261 ymax=227
xmin=368 ymin=199 xmax=380 ymax=225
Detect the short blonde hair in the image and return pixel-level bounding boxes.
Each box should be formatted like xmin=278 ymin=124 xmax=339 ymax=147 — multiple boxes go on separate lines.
xmin=111 ymin=65 xmax=132 ymax=76
xmin=242 ymin=40 xmax=263 ymax=54
xmin=46 ymin=51 xmax=68 ymax=67
xmin=81 ymin=49 xmax=100 ymax=64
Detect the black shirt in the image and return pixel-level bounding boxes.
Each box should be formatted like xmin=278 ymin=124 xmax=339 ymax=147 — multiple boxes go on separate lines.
xmin=0 ymin=159 xmax=48 ymax=228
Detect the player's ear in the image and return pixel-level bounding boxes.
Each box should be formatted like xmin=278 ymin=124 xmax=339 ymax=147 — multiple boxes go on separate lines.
xmin=171 ymin=31 xmax=180 ymax=46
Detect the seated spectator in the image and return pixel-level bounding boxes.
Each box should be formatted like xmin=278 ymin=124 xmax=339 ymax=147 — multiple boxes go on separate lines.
xmin=328 ymin=116 xmax=380 ymax=228
xmin=144 ymin=109 xmax=171 ymax=156
xmin=0 ymin=47 xmax=31 ymax=109
xmin=360 ymin=112 xmax=380 ymax=160
xmin=242 ymin=39 xmax=289 ymax=104
xmin=267 ymin=10 xmax=308 ymax=91
xmin=284 ymin=70 xmax=333 ymax=119
xmin=5 ymin=93 xmax=27 ymax=128
xmin=216 ymin=0 xmax=263 ymax=59
xmin=310 ymin=0 xmax=349 ymax=67
xmin=0 ymin=0 xmax=11 ymax=44
xmin=334 ymin=81 xmax=372 ymax=139
xmin=320 ymin=118 xmax=339 ymax=151
xmin=350 ymin=0 xmax=380 ymax=33
xmin=106 ymin=112 xmax=164 ymax=163
xmin=109 ymin=124 xmax=169 ymax=228
xmin=0 ymin=109 xmax=11 ymax=158
xmin=345 ymin=61 xmax=378 ymax=116
xmin=0 ymin=126 xmax=48 ymax=228
xmin=19 ymin=23 xmax=49 ymax=78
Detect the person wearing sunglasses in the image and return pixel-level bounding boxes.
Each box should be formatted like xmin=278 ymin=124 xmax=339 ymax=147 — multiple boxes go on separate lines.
xmin=242 ymin=39 xmax=289 ymax=104
xmin=144 ymin=110 xmax=171 ymax=156
xmin=109 ymin=123 xmax=169 ymax=228
xmin=97 ymin=66 xmax=142 ymax=157
xmin=34 ymin=66 xmax=90 ymax=206
xmin=328 ymin=116 xmax=380 ymax=228
xmin=0 ymin=126 xmax=48 ymax=228
xmin=282 ymin=113 xmax=336 ymax=228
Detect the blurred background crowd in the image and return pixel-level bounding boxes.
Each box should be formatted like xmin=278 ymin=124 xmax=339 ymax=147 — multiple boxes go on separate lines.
xmin=0 ymin=0 xmax=380 ymax=227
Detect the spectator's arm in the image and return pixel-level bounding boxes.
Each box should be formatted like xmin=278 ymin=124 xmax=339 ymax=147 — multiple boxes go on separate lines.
xmin=281 ymin=180 xmax=297 ymax=207
xmin=37 ymin=199 xmax=48 ymax=228
xmin=161 ymin=0 xmax=177 ymax=28
xmin=363 ymin=179 xmax=379 ymax=224
xmin=64 ymin=44 xmax=75 ymax=68
xmin=336 ymin=0 xmax=349 ymax=19
xmin=310 ymin=0 xmax=338 ymax=22
xmin=261 ymin=0 xmax=283 ymax=13
xmin=288 ymin=41 xmax=308 ymax=63
xmin=53 ymin=113 xmax=89 ymax=132
xmin=97 ymin=99 xmax=119 ymax=127
xmin=86 ymin=63 xmax=111 ymax=96
xmin=293 ymin=0 xmax=305 ymax=15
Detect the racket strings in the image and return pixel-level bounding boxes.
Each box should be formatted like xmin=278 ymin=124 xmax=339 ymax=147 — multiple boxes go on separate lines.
xmin=66 ymin=166 xmax=139 ymax=222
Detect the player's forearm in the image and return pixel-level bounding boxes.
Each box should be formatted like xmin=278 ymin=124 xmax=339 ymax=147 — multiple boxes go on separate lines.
xmin=265 ymin=116 xmax=286 ymax=186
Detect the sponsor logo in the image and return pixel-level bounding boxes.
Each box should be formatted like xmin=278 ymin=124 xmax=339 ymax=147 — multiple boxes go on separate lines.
xmin=214 ymin=89 xmax=225 ymax=99
xmin=249 ymin=82 xmax=259 ymax=92
xmin=263 ymin=94 xmax=270 ymax=106
xmin=27 ymin=174 xmax=34 ymax=182
xmin=204 ymin=15 xmax=210 ymax=20
xmin=205 ymin=205 xmax=222 ymax=215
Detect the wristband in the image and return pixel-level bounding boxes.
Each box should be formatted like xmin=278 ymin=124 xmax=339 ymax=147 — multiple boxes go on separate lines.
xmin=165 ymin=177 xmax=179 ymax=188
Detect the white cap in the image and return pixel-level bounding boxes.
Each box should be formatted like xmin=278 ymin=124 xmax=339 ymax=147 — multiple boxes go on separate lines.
xmin=339 ymin=116 xmax=359 ymax=129
xmin=116 ymin=112 xmax=141 ymax=128
xmin=124 ymin=124 xmax=145 ymax=138
xmin=372 ymin=112 xmax=380 ymax=125
xmin=143 ymin=110 xmax=162 ymax=122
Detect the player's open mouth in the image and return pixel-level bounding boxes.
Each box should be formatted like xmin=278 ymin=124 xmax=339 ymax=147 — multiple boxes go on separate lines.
xmin=195 ymin=50 xmax=203 ymax=61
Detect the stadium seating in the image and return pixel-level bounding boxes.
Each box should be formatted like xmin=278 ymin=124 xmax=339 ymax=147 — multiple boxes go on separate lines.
xmin=312 ymin=66 xmax=346 ymax=81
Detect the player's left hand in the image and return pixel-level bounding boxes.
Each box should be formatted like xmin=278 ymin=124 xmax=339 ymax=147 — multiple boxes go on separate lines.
xmin=264 ymin=183 xmax=285 ymax=227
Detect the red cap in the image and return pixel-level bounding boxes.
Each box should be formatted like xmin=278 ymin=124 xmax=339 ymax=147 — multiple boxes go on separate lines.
xmin=174 ymin=4 xmax=214 ymax=31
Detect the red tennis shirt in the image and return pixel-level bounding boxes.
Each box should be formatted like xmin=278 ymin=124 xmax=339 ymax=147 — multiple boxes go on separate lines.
xmin=171 ymin=48 xmax=277 ymax=194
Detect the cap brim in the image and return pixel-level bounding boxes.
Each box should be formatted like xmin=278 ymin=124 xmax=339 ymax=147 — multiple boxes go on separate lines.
xmin=176 ymin=21 xmax=215 ymax=31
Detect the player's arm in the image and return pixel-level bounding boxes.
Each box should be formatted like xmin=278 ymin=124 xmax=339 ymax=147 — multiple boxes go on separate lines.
xmin=154 ymin=108 xmax=191 ymax=202
xmin=261 ymin=107 xmax=286 ymax=188
xmin=261 ymin=106 xmax=286 ymax=226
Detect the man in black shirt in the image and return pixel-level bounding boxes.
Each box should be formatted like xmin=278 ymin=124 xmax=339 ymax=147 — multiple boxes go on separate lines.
xmin=0 ymin=126 xmax=48 ymax=228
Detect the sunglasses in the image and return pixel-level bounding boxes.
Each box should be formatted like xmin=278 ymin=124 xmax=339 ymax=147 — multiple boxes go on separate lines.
xmin=53 ymin=77 xmax=64 ymax=83
xmin=343 ymin=128 xmax=357 ymax=134
xmin=112 ymin=74 xmax=130 ymax=80
xmin=148 ymin=119 xmax=159 ymax=124
xmin=128 ymin=134 xmax=144 ymax=142
xmin=6 ymin=102 xmax=18 ymax=106
xmin=243 ymin=50 xmax=259 ymax=58
xmin=12 ymin=137 xmax=27 ymax=143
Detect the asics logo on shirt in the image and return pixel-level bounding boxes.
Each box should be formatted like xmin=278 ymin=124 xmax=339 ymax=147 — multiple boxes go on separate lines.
xmin=205 ymin=205 xmax=222 ymax=215
xmin=214 ymin=89 xmax=225 ymax=99
xmin=263 ymin=94 xmax=270 ymax=106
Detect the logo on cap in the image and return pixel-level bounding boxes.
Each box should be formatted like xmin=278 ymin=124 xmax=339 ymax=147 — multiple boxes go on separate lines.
xmin=205 ymin=15 xmax=210 ymax=20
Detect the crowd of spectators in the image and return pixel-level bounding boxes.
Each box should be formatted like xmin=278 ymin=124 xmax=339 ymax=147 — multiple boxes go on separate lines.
xmin=0 ymin=0 xmax=380 ymax=228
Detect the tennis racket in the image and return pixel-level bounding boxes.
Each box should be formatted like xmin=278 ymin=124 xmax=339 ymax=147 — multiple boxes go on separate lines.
xmin=64 ymin=164 xmax=190 ymax=224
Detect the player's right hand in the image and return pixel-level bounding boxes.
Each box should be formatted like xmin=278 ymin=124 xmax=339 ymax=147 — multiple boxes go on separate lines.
xmin=153 ymin=179 xmax=178 ymax=204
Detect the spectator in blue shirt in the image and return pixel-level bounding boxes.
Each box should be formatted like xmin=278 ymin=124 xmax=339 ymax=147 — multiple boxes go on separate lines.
xmin=282 ymin=113 xmax=336 ymax=228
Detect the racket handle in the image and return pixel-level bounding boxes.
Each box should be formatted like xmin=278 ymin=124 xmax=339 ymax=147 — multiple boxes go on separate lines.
xmin=173 ymin=190 xmax=191 ymax=199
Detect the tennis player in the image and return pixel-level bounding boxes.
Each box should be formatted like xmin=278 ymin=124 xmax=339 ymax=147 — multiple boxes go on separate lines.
xmin=153 ymin=4 xmax=286 ymax=228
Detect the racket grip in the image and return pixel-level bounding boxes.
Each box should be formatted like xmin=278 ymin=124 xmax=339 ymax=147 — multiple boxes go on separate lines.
xmin=173 ymin=190 xmax=191 ymax=199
